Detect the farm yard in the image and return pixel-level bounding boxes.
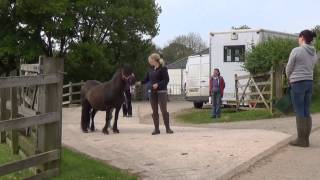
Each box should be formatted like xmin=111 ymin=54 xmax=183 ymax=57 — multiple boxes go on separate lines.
xmin=1 ymin=0 xmax=320 ymax=180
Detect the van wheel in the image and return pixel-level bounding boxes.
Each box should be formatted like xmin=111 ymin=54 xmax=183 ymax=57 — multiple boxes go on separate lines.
xmin=193 ymin=102 xmax=203 ymax=109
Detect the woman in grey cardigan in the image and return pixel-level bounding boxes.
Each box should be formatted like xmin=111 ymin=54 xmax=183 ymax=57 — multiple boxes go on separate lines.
xmin=286 ymin=30 xmax=318 ymax=147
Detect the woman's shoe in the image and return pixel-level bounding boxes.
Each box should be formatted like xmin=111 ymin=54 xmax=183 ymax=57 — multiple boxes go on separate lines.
xmin=166 ymin=129 xmax=174 ymax=134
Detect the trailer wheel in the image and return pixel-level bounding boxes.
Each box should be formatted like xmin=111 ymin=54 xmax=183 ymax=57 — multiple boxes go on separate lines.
xmin=193 ymin=102 xmax=203 ymax=109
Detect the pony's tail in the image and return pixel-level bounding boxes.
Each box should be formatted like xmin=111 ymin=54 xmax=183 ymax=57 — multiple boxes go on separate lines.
xmin=81 ymin=98 xmax=91 ymax=132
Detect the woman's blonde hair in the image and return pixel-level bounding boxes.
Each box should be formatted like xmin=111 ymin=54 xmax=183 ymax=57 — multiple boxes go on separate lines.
xmin=148 ymin=53 xmax=165 ymax=66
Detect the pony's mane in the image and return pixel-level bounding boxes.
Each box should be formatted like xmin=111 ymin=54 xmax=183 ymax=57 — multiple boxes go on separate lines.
xmin=111 ymin=68 xmax=122 ymax=81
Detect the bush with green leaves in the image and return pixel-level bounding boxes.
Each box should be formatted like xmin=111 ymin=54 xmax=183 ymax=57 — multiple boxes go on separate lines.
xmin=315 ymin=35 xmax=320 ymax=52
xmin=244 ymin=38 xmax=298 ymax=74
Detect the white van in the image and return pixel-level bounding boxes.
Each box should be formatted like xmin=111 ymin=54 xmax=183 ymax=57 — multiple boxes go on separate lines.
xmin=185 ymin=54 xmax=210 ymax=108
xmin=185 ymin=29 xmax=297 ymax=108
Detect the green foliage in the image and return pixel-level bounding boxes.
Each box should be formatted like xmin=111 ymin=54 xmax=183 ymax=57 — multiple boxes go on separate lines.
xmin=0 ymin=144 xmax=137 ymax=179
xmin=161 ymin=43 xmax=194 ymax=63
xmin=0 ymin=0 xmax=161 ymax=81
xmin=315 ymin=36 xmax=320 ymax=51
xmin=314 ymin=25 xmax=320 ymax=51
xmin=0 ymin=144 xmax=33 ymax=179
xmin=311 ymin=95 xmax=320 ymax=113
xmin=313 ymin=63 xmax=320 ymax=94
xmin=244 ymin=38 xmax=298 ymax=74
xmin=65 ymin=42 xmax=113 ymax=82
xmin=52 ymin=148 xmax=137 ymax=180
xmin=161 ymin=32 xmax=207 ymax=63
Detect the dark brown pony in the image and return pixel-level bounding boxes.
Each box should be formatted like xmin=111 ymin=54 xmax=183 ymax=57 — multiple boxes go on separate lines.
xmin=80 ymin=65 xmax=133 ymax=134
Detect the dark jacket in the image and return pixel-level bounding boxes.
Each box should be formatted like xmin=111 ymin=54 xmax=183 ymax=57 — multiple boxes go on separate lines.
xmin=142 ymin=66 xmax=169 ymax=91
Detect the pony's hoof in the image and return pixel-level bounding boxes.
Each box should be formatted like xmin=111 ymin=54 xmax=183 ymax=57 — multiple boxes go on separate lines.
xmin=102 ymin=128 xmax=109 ymax=135
xmin=90 ymin=127 xmax=96 ymax=132
xmin=113 ymin=129 xmax=120 ymax=134
xmin=82 ymin=129 xmax=89 ymax=133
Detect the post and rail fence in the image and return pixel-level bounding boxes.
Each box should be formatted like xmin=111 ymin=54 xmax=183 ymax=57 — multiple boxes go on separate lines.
xmin=61 ymin=82 xmax=185 ymax=106
xmin=62 ymin=81 xmax=84 ymax=106
xmin=0 ymin=56 xmax=63 ymax=179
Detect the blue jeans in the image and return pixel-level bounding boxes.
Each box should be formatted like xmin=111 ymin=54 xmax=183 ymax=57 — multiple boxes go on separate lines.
xmin=290 ymin=80 xmax=313 ymax=118
xmin=212 ymin=91 xmax=222 ymax=118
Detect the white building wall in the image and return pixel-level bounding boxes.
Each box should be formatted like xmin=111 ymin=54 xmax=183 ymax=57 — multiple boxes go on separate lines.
xmin=168 ymin=69 xmax=185 ymax=95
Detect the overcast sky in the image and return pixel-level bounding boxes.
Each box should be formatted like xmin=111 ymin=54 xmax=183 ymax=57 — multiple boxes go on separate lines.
xmin=153 ymin=0 xmax=319 ymax=47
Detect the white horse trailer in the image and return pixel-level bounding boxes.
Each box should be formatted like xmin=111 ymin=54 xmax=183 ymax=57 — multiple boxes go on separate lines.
xmin=185 ymin=29 xmax=297 ymax=108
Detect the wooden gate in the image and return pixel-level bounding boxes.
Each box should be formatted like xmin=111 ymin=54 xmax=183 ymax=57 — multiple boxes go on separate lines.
xmin=62 ymin=81 xmax=84 ymax=106
xmin=0 ymin=56 xmax=63 ymax=179
xmin=235 ymin=69 xmax=273 ymax=113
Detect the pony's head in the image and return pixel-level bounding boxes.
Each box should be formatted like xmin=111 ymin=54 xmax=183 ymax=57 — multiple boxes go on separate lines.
xmin=121 ymin=64 xmax=133 ymax=80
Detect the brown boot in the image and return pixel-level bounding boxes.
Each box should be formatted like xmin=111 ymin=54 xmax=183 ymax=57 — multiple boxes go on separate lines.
xmin=290 ymin=117 xmax=309 ymax=147
xmin=152 ymin=113 xmax=160 ymax=135
xmin=163 ymin=112 xmax=174 ymax=134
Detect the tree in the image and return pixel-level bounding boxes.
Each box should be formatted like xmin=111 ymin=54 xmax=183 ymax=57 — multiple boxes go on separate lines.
xmin=161 ymin=43 xmax=193 ymax=63
xmin=0 ymin=0 xmax=19 ymax=75
xmin=161 ymin=32 xmax=207 ymax=63
xmin=231 ymin=25 xmax=251 ymax=30
xmin=171 ymin=32 xmax=207 ymax=53
xmin=244 ymin=38 xmax=298 ymax=74
xmin=313 ymin=25 xmax=320 ymax=51
xmin=312 ymin=25 xmax=320 ymax=94
xmin=65 ymin=0 xmax=161 ymax=81
xmin=0 ymin=0 xmax=161 ymax=81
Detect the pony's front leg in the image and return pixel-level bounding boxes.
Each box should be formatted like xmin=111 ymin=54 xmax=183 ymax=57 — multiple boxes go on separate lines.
xmin=102 ymin=108 xmax=111 ymax=135
xmin=90 ymin=109 xmax=97 ymax=132
xmin=113 ymin=107 xmax=121 ymax=133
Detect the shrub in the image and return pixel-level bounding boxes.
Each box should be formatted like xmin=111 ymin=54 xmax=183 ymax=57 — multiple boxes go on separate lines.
xmin=244 ymin=38 xmax=298 ymax=74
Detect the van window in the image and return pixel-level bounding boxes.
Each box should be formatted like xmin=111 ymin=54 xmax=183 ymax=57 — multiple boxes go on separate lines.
xmin=224 ymin=45 xmax=245 ymax=62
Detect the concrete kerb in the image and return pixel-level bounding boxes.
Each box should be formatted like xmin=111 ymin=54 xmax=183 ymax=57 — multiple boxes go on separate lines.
xmin=218 ymin=135 xmax=292 ymax=180
xmin=225 ymin=125 xmax=320 ymax=180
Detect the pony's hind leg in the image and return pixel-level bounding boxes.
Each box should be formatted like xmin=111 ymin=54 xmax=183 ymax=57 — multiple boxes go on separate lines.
xmin=90 ymin=109 xmax=97 ymax=132
xmin=108 ymin=108 xmax=114 ymax=128
xmin=81 ymin=99 xmax=91 ymax=133
xmin=113 ymin=107 xmax=121 ymax=133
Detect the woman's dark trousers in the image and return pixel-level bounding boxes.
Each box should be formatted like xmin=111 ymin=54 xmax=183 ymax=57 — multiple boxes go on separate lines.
xmin=290 ymin=80 xmax=313 ymax=147
xmin=122 ymin=90 xmax=132 ymax=116
xmin=150 ymin=91 xmax=173 ymax=135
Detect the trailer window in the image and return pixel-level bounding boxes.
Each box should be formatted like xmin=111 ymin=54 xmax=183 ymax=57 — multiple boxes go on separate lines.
xmin=224 ymin=45 xmax=245 ymax=62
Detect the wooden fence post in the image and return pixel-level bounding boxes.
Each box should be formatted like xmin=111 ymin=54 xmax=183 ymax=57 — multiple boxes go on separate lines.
xmin=273 ymin=65 xmax=284 ymax=100
xmin=0 ymin=89 xmax=6 ymax=143
xmin=270 ymin=67 xmax=274 ymax=114
xmin=10 ymin=86 xmax=19 ymax=154
xmin=37 ymin=56 xmax=63 ymax=174
xmin=0 ymin=88 xmax=10 ymax=143
xmin=68 ymin=82 xmax=72 ymax=106
xmin=235 ymin=74 xmax=239 ymax=110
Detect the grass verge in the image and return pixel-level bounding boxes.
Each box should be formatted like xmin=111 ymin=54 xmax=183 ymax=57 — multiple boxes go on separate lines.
xmin=176 ymin=108 xmax=280 ymax=124
xmin=176 ymin=95 xmax=320 ymax=124
xmin=0 ymin=144 xmax=137 ymax=180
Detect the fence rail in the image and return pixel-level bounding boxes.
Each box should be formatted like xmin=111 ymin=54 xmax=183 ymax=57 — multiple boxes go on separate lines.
xmin=167 ymin=84 xmax=184 ymax=95
xmin=0 ymin=56 xmax=63 ymax=179
xmin=63 ymin=81 xmax=84 ymax=106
